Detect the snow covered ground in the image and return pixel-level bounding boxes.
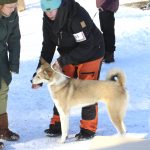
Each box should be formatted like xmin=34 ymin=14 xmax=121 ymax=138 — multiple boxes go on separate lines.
xmin=1 ymin=0 xmax=150 ymax=149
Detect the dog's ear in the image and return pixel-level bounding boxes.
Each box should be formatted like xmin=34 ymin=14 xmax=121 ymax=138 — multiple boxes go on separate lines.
xmin=40 ymin=57 xmax=50 ymax=68
xmin=42 ymin=63 xmax=51 ymax=69
xmin=40 ymin=58 xmax=51 ymax=70
xmin=40 ymin=57 xmax=47 ymax=65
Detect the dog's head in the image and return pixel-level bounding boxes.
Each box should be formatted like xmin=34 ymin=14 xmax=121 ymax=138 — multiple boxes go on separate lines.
xmin=32 ymin=63 xmax=54 ymax=84
xmin=32 ymin=57 xmax=67 ymax=85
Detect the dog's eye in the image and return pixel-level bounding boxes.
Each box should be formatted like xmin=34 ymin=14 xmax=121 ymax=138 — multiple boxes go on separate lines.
xmin=36 ymin=75 xmax=40 ymax=79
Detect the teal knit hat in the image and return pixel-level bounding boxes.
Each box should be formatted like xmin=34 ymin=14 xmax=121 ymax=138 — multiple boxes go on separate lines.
xmin=41 ymin=0 xmax=62 ymax=12
xmin=0 ymin=0 xmax=17 ymax=5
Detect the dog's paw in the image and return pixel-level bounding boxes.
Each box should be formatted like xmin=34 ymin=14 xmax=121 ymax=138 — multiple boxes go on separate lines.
xmin=59 ymin=135 xmax=68 ymax=144
xmin=60 ymin=138 xmax=65 ymax=144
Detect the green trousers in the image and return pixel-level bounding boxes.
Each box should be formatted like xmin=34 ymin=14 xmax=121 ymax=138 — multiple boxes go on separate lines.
xmin=0 ymin=79 xmax=9 ymax=115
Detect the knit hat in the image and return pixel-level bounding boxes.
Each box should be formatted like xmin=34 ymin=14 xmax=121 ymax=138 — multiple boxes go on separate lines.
xmin=41 ymin=0 xmax=62 ymax=12
xmin=0 ymin=0 xmax=17 ymax=5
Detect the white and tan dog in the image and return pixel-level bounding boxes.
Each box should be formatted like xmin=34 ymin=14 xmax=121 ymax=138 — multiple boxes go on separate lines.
xmin=32 ymin=62 xmax=128 ymax=143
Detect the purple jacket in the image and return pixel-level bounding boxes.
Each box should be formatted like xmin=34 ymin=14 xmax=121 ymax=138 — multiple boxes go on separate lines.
xmin=96 ymin=0 xmax=119 ymax=12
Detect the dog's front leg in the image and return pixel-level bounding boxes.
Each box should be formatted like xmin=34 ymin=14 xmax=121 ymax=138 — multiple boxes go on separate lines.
xmin=59 ymin=113 xmax=69 ymax=143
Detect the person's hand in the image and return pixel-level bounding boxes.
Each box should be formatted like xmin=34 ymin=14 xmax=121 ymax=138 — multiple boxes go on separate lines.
xmin=52 ymin=61 xmax=62 ymax=72
xmin=10 ymin=71 xmax=17 ymax=74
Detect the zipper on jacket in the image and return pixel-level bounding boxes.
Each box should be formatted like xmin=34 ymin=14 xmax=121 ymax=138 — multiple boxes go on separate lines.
xmin=60 ymin=31 xmax=63 ymax=39
xmin=57 ymin=31 xmax=63 ymax=46
xmin=58 ymin=37 xmax=60 ymax=46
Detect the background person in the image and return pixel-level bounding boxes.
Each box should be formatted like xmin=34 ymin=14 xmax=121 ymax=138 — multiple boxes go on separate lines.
xmin=0 ymin=0 xmax=21 ymax=141
xmin=96 ymin=0 xmax=119 ymax=63
xmin=0 ymin=142 xmax=4 ymax=150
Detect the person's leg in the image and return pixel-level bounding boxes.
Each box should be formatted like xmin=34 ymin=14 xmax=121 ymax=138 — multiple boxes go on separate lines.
xmin=44 ymin=106 xmax=61 ymax=136
xmin=75 ymin=58 xmax=103 ymax=140
xmin=75 ymin=104 xmax=98 ymax=140
xmin=0 ymin=79 xmax=19 ymax=141
xmin=99 ymin=10 xmax=115 ymax=63
xmin=0 ymin=141 xmax=4 ymax=150
xmin=0 ymin=79 xmax=8 ymax=115
xmin=44 ymin=65 xmax=76 ymax=137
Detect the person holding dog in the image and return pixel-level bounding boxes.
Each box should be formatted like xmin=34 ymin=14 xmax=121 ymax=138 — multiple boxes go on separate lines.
xmin=32 ymin=0 xmax=105 ymax=140
xmin=0 ymin=0 xmax=21 ymax=142
xmin=96 ymin=0 xmax=119 ymax=63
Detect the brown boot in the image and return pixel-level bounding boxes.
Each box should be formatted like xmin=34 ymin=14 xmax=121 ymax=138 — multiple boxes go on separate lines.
xmin=0 ymin=142 xmax=4 ymax=150
xmin=0 ymin=113 xmax=20 ymax=141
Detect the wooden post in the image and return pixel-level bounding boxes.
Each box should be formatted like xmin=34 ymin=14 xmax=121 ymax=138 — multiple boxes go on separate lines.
xmin=17 ymin=0 xmax=26 ymax=12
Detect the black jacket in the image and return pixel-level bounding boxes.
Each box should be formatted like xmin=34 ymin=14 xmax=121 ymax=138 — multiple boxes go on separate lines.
xmin=0 ymin=10 xmax=21 ymax=88
xmin=40 ymin=0 xmax=105 ymax=67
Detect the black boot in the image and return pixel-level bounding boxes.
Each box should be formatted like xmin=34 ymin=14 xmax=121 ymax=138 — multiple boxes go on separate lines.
xmin=44 ymin=122 xmax=61 ymax=137
xmin=0 ymin=142 xmax=4 ymax=150
xmin=75 ymin=128 xmax=95 ymax=141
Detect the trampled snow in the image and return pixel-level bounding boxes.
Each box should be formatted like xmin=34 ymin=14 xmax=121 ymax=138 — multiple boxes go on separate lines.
xmin=1 ymin=0 xmax=150 ymax=149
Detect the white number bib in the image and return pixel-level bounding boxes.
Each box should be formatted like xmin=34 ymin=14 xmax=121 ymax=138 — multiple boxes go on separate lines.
xmin=73 ymin=31 xmax=86 ymax=42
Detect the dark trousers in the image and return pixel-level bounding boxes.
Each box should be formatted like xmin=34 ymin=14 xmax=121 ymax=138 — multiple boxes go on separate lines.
xmin=99 ymin=10 xmax=115 ymax=53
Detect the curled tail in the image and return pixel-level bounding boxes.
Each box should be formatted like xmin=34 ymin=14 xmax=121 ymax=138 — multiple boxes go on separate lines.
xmin=106 ymin=68 xmax=126 ymax=88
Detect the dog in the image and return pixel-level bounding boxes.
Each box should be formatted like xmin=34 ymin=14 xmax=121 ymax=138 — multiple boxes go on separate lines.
xmin=32 ymin=62 xmax=128 ymax=143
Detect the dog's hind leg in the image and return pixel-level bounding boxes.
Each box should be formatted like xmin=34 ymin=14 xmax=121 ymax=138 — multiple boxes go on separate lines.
xmin=107 ymin=104 xmax=126 ymax=135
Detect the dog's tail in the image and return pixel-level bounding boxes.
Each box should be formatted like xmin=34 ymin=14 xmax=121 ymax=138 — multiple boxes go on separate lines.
xmin=106 ymin=68 xmax=126 ymax=88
